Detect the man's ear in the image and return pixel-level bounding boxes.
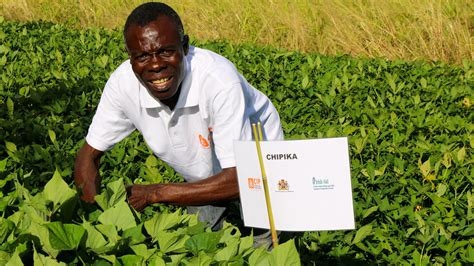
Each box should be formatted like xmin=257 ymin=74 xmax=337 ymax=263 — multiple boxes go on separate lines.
xmin=183 ymin=34 xmax=189 ymax=55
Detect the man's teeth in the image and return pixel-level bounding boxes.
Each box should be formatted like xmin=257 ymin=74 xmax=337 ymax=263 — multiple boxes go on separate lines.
xmin=151 ymin=77 xmax=171 ymax=84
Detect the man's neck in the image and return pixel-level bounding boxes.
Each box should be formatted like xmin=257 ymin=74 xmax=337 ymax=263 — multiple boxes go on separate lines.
xmin=161 ymin=86 xmax=181 ymax=111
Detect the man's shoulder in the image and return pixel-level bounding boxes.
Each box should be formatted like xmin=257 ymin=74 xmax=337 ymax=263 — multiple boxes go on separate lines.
xmin=189 ymin=46 xmax=230 ymax=65
xmin=188 ymin=46 xmax=241 ymax=85
xmin=109 ymin=59 xmax=134 ymax=81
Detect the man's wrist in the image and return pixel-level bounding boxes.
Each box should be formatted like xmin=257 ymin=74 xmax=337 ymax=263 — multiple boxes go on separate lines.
xmin=148 ymin=184 xmax=163 ymax=204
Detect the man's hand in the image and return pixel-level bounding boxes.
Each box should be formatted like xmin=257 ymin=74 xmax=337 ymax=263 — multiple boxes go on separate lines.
xmin=74 ymin=143 xmax=104 ymax=204
xmin=79 ymin=178 xmax=101 ymax=203
xmin=126 ymin=184 xmax=159 ymax=211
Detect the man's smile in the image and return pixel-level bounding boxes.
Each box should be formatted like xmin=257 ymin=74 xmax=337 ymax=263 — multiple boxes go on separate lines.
xmin=151 ymin=76 xmax=172 ymax=85
xmin=147 ymin=75 xmax=174 ymax=92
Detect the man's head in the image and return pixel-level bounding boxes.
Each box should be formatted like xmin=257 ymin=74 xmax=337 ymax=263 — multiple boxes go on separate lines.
xmin=124 ymin=2 xmax=189 ymax=105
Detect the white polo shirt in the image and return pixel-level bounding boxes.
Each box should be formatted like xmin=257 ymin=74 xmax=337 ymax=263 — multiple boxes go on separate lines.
xmin=86 ymin=46 xmax=283 ymax=182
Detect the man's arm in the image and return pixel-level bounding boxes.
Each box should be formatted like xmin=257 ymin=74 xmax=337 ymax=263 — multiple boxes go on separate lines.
xmin=126 ymin=167 xmax=239 ymax=211
xmin=74 ymin=142 xmax=104 ymax=203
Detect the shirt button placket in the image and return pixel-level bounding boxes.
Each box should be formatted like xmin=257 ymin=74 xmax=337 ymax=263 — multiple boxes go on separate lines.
xmin=169 ymin=116 xmax=183 ymax=148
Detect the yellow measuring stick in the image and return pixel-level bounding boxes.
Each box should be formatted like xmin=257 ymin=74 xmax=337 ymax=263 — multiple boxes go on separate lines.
xmin=252 ymin=122 xmax=279 ymax=247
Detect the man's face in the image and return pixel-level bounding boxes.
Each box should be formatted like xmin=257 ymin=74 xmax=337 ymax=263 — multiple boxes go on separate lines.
xmin=125 ymin=16 xmax=189 ymax=101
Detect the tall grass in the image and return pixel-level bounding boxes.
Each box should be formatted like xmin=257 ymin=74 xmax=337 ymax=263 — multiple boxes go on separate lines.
xmin=1 ymin=0 xmax=472 ymax=63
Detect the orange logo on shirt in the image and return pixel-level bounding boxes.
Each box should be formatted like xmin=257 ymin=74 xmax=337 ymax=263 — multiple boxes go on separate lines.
xmin=199 ymin=134 xmax=210 ymax=148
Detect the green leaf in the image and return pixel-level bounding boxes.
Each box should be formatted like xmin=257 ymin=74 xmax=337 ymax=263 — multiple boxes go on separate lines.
xmin=269 ymin=239 xmax=300 ymax=266
xmin=82 ymin=221 xmax=110 ymax=253
xmin=48 ymin=129 xmax=57 ymax=146
xmin=6 ymin=97 xmax=13 ymax=117
xmin=0 ymin=157 xmax=7 ymax=172
xmin=122 ymin=224 xmax=146 ymax=245
xmin=0 ymin=251 xmax=10 ymax=266
xmin=186 ymin=221 xmax=206 ymax=235
xmin=5 ymin=141 xmax=17 ymax=153
xmin=118 ymin=254 xmax=143 ymax=266
xmin=33 ymin=246 xmax=65 ymax=266
xmin=45 ymin=222 xmax=85 ymax=251
xmin=145 ymin=155 xmax=159 ymax=167
xmin=146 ymin=254 xmax=166 ymax=266
xmin=182 ymin=251 xmax=213 ymax=265
xmin=185 ymin=231 xmax=221 ymax=254
xmin=5 ymin=251 xmax=23 ymax=266
xmin=362 ymin=206 xmax=379 ymax=219
xmin=27 ymin=221 xmax=60 ymax=258
xmin=95 ymin=179 xmax=127 ymax=210
xmin=239 ymin=235 xmax=254 ymax=256
xmin=98 ymin=254 xmax=116 ymax=264
xmin=418 ymin=158 xmax=431 ymax=177
xmin=98 ymin=201 xmax=136 ymax=231
xmin=352 ymin=224 xmax=373 ymax=244
xmin=21 ymin=203 xmax=48 ymax=224
xmin=96 ymin=224 xmax=120 ymax=244
xmin=214 ymin=238 xmax=239 ymax=261
xmin=420 ymin=77 xmax=427 ymax=88
xmin=457 ymin=147 xmax=466 ymax=163
xmin=95 ymin=55 xmax=109 ymax=68
xmin=167 ymin=254 xmax=187 ymax=266
xmin=156 ymin=230 xmax=189 ymax=253
xmin=130 ymin=244 xmax=154 ymax=260
xmin=436 ymin=184 xmax=447 ymax=197
xmin=0 ymin=218 xmax=15 ymax=244
xmin=302 ymin=75 xmax=310 ymax=89
xmin=43 ymin=169 xmax=76 ymax=207
xmin=248 ymin=248 xmax=270 ymax=266
xmin=219 ymin=222 xmax=241 ymax=244
xmin=144 ymin=210 xmax=183 ymax=237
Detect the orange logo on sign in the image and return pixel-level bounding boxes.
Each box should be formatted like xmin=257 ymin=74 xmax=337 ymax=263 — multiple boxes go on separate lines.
xmin=199 ymin=134 xmax=210 ymax=148
xmin=248 ymin=178 xmax=261 ymax=189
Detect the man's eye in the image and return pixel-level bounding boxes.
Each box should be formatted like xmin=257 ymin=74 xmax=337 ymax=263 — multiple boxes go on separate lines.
xmin=135 ymin=54 xmax=150 ymax=62
xmin=161 ymin=49 xmax=174 ymax=56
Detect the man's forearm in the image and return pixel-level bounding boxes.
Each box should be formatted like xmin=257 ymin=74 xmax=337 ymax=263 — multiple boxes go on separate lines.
xmin=155 ymin=167 xmax=239 ymax=206
xmin=127 ymin=167 xmax=239 ymax=210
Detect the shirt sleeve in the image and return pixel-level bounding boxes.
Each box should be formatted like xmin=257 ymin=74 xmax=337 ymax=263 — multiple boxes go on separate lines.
xmin=86 ymin=76 xmax=135 ymax=151
xmin=209 ymin=82 xmax=253 ymax=168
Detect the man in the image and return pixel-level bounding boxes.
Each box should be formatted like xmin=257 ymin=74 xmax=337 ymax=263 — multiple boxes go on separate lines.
xmin=74 ymin=2 xmax=283 ymax=230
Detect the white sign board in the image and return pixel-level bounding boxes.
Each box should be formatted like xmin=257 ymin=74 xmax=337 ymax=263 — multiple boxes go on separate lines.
xmin=234 ymin=137 xmax=355 ymax=231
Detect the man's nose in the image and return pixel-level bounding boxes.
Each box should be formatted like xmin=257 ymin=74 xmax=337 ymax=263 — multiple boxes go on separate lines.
xmin=149 ymin=54 xmax=164 ymax=70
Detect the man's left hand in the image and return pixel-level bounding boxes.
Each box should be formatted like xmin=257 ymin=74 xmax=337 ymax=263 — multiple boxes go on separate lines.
xmin=126 ymin=184 xmax=157 ymax=211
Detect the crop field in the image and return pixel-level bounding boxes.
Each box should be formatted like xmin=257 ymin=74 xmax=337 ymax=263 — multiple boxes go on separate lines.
xmin=0 ymin=13 xmax=473 ymax=266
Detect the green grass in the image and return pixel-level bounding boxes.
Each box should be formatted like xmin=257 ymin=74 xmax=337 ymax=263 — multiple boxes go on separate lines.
xmin=0 ymin=0 xmax=472 ymax=64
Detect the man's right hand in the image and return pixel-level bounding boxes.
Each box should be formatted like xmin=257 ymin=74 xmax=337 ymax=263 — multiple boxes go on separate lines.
xmin=74 ymin=142 xmax=104 ymax=204
xmin=78 ymin=177 xmax=101 ymax=203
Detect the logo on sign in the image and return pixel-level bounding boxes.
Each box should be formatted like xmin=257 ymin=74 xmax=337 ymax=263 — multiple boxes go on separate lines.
xmin=277 ymin=179 xmax=289 ymax=191
xmin=248 ymin=177 xmax=261 ymax=189
xmin=312 ymin=177 xmax=335 ymax=190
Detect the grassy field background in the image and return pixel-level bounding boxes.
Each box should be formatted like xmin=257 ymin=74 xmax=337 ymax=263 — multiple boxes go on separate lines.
xmin=1 ymin=0 xmax=472 ymax=64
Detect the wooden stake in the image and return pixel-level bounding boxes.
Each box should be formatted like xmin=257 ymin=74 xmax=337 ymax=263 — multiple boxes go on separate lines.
xmin=252 ymin=122 xmax=279 ymax=247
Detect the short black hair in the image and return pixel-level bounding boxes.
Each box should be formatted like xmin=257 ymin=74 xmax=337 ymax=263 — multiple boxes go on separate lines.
xmin=123 ymin=2 xmax=185 ymax=40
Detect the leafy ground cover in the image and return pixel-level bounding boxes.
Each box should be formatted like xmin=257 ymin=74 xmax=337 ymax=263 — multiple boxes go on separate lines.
xmin=0 ymin=19 xmax=472 ymax=265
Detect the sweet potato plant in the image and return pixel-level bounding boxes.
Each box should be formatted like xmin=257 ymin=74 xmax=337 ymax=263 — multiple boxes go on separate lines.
xmin=0 ymin=18 xmax=472 ymax=265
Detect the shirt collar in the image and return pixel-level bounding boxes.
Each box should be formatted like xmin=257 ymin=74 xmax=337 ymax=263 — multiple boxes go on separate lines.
xmin=138 ymin=48 xmax=199 ymax=109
